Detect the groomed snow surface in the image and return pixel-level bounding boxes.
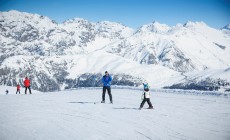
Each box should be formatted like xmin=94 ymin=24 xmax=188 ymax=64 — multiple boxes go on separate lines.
xmin=0 ymin=87 xmax=230 ymax=140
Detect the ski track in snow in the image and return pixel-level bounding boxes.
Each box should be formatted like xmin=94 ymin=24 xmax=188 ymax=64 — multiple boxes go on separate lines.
xmin=0 ymin=88 xmax=230 ymax=140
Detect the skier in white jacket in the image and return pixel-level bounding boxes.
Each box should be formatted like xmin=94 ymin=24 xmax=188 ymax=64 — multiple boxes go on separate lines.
xmin=139 ymin=82 xmax=153 ymax=110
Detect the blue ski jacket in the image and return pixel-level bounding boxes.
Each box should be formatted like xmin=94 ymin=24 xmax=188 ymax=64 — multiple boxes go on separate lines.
xmin=102 ymin=75 xmax=112 ymax=87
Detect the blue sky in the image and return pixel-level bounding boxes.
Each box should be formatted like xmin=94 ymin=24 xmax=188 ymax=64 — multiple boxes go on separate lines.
xmin=0 ymin=0 xmax=229 ymax=29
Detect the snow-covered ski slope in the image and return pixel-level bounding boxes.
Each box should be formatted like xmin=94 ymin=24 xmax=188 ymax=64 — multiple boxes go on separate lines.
xmin=0 ymin=87 xmax=229 ymax=140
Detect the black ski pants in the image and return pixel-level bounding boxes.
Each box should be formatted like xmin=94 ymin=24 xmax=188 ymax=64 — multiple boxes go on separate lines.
xmin=25 ymin=86 xmax=32 ymax=94
xmin=140 ymin=98 xmax=153 ymax=108
xmin=16 ymin=89 xmax=20 ymax=94
xmin=102 ymin=86 xmax=112 ymax=102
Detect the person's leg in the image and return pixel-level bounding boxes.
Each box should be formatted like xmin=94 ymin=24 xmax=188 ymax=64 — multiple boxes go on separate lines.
xmin=25 ymin=87 xmax=27 ymax=94
xmin=19 ymin=90 xmax=20 ymax=94
xmin=107 ymin=87 xmax=112 ymax=103
xmin=102 ymin=86 xmax=106 ymax=102
xmin=140 ymin=98 xmax=147 ymax=108
xmin=146 ymin=98 xmax=153 ymax=108
xmin=28 ymin=86 xmax=32 ymax=94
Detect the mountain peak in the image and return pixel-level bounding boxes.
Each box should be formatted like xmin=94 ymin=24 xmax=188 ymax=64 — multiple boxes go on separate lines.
xmin=183 ymin=21 xmax=207 ymax=28
xmin=97 ymin=21 xmax=124 ymax=26
xmin=221 ymin=24 xmax=230 ymax=30
xmin=4 ymin=10 xmax=28 ymax=15
xmin=1 ymin=10 xmax=32 ymax=18
xmin=96 ymin=21 xmax=132 ymax=30
xmin=138 ymin=21 xmax=171 ymax=33
xmin=63 ymin=18 xmax=89 ymax=24
xmin=0 ymin=10 xmax=57 ymax=27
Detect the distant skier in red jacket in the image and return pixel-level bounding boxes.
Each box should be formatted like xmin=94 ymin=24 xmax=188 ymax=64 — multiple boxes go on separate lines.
xmin=16 ymin=84 xmax=20 ymax=94
xmin=24 ymin=77 xmax=32 ymax=94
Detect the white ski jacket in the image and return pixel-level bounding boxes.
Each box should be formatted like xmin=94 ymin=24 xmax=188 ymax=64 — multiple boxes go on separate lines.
xmin=142 ymin=91 xmax=151 ymax=99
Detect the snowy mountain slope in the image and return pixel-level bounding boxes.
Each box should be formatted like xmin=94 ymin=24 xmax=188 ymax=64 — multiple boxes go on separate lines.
xmin=0 ymin=88 xmax=230 ymax=140
xmin=185 ymin=68 xmax=230 ymax=82
xmin=166 ymin=68 xmax=230 ymax=92
xmin=221 ymin=23 xmax=230 ymax=30
xmin=105 ymin=21 xmax=230 ymax=72
xmin=221 ymin=24 xmax=230 ymax=35
xmin=0 ymin=50 xmax=183 ymax=91
xmin=63 ymin=50 xmax=183 ymax=88
xmin=60 ymin=18 xmax=134 ymax=52
xmin=0 ymin=10 xmax=230 ymax=92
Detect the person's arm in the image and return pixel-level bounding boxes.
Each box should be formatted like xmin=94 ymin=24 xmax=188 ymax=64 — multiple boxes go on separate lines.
xmin=141 ymin=92 xmax=144 ymax=100
xmin=108 ymin=76 xmax=112 ymax=83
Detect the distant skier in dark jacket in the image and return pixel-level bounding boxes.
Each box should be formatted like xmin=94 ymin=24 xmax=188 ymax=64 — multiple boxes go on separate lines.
xmin=24 ymin=77 xmax=32 ymax=94
xmin=16 ymin=84 xmax=20 ymax=94
xmin=139 ymin=81 xmax=153 ymax=110
xmin=101 ymin=71 xmax=113 ymax=103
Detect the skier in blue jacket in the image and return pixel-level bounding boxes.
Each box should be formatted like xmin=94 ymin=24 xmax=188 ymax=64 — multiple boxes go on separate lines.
xmin=101 ymin=71 xmax=113 ymax=103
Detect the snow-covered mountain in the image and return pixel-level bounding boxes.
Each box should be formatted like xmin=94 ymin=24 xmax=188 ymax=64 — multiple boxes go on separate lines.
xmin=221 ymin=24 xmax=230 ymax=30
xmin=165 ymin=68 xmax=230 ymax=92
xmin=106 ymin=21 xmax=230 ymax=72
xmin=0 ymin=10 xmax=134 ymax=56
xmin=0 ymin=10 xmax=230 ymax=91
xmin=221 ymin=24 xmax=230 ymax=35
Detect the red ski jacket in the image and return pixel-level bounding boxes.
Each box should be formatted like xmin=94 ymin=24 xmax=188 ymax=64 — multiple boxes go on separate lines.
xmin=17 ymin=85 xmax=20 ymax=90
xmin=24 ymin=79 xmax=30 ymax=87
